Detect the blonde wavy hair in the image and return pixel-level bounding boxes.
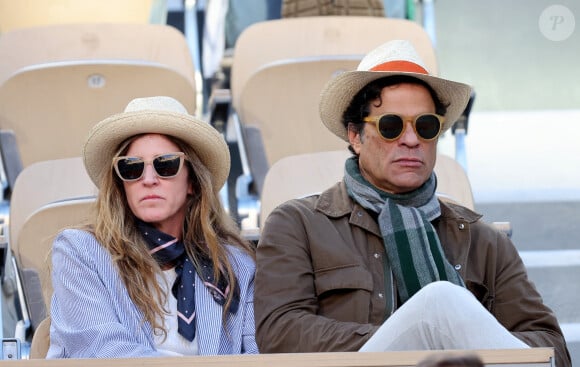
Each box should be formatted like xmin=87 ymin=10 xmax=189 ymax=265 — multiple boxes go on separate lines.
xmin=86 ymin=134 xmax=254 ymax=338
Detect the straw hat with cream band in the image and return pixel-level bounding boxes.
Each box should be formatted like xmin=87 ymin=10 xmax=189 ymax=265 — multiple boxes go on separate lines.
xmin=319 ymin=39 xmax=473 ymax=141
xmin=83 ymin=96 xmax=230 ymax=192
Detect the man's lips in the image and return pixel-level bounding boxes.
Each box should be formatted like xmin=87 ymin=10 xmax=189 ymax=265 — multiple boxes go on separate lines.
xmin=393 ymin=157 xmax=423 ymax=166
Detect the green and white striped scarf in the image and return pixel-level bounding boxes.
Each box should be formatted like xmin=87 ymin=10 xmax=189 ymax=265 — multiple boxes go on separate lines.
xmin=344 ymin=157 xmax=464 ymax=304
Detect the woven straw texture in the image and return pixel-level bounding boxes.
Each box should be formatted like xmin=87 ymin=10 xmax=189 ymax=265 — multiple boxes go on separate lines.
xmin=282 ymin=0 xmax=385 ymax=17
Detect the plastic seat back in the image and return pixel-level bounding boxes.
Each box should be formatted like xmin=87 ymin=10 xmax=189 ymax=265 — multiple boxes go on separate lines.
xmin=231 ymin=16 xmax=437 ymax=111
xmin=9 ymin=157 xmax=96 ymax=248
xmin=0 ymin=0 xmax=166 ymax=33
xmin=238 ymin=57 xmax=355 ymax=166
xmin=29 ymin=316 xmax=50 ymax=359
xmin=0 ymin=62 xmax=196 ymax=167
xmin=19 ymin=198 xmax=95 ymax=327
xmin=0 ymin=23 xmax=195 ymax=90
xmin=260 ymin=151 xmax=474 ymax=228
xmin=9 ymin=157 xmax=96 ymax=330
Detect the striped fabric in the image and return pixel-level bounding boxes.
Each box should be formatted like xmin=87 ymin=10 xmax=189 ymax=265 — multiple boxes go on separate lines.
xmin=47 ymin=229 xmax=258 ymax=358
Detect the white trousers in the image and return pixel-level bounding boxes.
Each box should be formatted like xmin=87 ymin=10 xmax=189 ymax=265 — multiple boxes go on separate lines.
xmin=359 ymin=281 xmax=530 ymax=352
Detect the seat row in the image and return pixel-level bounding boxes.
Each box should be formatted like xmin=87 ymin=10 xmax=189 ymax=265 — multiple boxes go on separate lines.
xmin=0 ymin=10 xmax=482 ymax=359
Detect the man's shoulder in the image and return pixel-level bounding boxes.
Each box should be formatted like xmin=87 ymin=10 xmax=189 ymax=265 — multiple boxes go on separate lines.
xmin=438 ymin=200 xmax=513 ymax=244
xmin=438 ymin=199 xmax=482 ymax=223
xmin=278 ymin=181 xmax=352 ymax=217
xmin=262 ymin=182 xmax=351 ymax=230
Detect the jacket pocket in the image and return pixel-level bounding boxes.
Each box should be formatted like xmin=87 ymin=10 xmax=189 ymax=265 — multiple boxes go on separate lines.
xmin=466 ymin=280 xmax=495 ymax=312
xmin=314 ymin=265 xmax=374 ymax=323
xmin=315 ymin=264 xmax=374 ymax=295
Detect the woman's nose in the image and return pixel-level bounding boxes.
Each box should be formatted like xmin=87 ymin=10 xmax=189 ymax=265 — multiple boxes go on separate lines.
xmin=141 ymin=163 xmax=159 ymax=184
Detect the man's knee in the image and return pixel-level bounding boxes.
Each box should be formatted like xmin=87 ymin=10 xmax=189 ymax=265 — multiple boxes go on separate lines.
xmin=420 ymin=280 xmax=466 ymax=297
xmin=416 ymin=281 xmax=477 ymax=309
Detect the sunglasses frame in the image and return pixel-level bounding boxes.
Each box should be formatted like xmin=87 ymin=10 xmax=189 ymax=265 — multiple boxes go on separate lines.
xmin=113 ymin=152 xmax=187 ymax=182
xmin=363 ymin=113 xmax=445 ymax=142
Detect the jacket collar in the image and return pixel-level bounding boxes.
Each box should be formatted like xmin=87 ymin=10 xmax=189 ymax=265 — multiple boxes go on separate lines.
xmin=316 ymin=181 xmax=381 ymax=237
xmin=315 ymin=181 xmax=353 ymax=218
xmin=438 ymin=199 xmax=482 ymax=223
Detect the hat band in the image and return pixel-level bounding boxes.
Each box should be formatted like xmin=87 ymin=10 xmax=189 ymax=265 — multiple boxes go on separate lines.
xmin=369 ymin=60 xmax=428 ymax=75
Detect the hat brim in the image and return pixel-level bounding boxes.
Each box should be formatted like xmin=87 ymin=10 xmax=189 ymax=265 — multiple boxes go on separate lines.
xmin=319 ymin=70 xmax=473 ymax=141
xmin=83 ymin=110 xmax=230 ymax=192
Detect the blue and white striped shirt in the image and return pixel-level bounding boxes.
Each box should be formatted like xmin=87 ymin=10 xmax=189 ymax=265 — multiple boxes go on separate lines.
xmin=47 ymin=229 xmax=258 ymax=358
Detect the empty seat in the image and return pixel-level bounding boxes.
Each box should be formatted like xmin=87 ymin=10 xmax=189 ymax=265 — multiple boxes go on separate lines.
xmin=18 ymin=198 xmax=95 ymax=329
xmin=0 ymin=23 xmax=195 ymax=89
xmin=0 ymin=0 xmax=166 ymax=33
xmin=8 ymin=157 xmax=96 ymax=333
xmin=9 ymin=157 xmax=96 ymax=248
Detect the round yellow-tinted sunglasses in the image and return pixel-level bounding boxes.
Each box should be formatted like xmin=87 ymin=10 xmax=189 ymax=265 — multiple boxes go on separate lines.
xmin=363 ymin=113 xmax=445 ymax=141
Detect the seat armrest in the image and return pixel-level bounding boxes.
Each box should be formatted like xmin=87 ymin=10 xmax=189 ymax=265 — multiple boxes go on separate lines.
xmin=208 ymin=88 xmax=232 ymax=134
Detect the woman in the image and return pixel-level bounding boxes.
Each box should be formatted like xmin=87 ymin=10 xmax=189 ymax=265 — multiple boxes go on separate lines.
xmin=47 ymin=96 xmax=257 ymax=358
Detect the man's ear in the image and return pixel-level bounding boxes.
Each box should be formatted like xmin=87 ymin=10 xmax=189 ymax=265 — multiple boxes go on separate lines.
xmin=347 ymin=123 xmax=362 ymax=154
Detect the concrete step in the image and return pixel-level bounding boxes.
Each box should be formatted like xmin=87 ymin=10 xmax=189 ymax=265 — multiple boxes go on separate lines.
xmin=520 ymin=250 xmax=580 ymax=268
xmin=562 ymin=325 xmax=580 ymax=367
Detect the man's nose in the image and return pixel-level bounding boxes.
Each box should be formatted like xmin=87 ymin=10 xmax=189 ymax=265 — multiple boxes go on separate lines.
xmin=398 ymin=121 xmax=420 ymax=146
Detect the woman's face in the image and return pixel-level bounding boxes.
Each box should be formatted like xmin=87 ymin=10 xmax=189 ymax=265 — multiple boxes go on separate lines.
xmin=120 ymin=134 xmax=192 ymax=238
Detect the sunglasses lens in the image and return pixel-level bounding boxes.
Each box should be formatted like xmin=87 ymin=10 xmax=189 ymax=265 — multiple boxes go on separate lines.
xmin=415 ymin=114 xmax=441 ymax=140
xmin=377 ymin=114 xmax=404 ymax=140
xmin=153 ymin=154 xmax=183 ymax=177
xmin=116 ymin=158 xmax=145 ymax=181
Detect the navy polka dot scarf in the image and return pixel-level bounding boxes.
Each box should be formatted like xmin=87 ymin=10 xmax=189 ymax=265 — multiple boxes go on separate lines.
xmin=137 ymin=221 xmax=239 ymax=342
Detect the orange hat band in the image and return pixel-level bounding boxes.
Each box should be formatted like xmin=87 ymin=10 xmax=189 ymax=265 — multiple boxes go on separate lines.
xmin=369 ymin=60 xmax=428 ymax=74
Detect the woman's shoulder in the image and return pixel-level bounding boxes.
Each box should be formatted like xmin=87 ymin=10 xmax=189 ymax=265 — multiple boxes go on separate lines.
xmin=55 ymin=228 xmax=97 ymax=243
xmin=224 ymin=244 xmax=255 ymax=273
xmin=53 ymin=228 xmax=105 ymax=255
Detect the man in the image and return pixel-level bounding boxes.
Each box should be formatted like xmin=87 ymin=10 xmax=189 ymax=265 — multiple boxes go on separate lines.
xmin=254 ymin=40 xmax=571 ymax=367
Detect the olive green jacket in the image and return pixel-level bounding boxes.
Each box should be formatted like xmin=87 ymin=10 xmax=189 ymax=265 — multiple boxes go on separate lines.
xmin=255 ymin=181 xmax=570 ymax=367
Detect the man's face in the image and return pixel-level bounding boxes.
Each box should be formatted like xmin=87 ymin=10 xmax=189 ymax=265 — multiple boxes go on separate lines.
xmin=348 ymin=82 xmax=438 ymax=194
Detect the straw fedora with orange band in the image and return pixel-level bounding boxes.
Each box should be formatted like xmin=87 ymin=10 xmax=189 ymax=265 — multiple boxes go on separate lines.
xmin=319 ymin=39 xmax=473 ymax=141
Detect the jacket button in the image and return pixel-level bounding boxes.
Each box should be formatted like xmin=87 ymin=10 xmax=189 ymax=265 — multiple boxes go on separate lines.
xmin=378 ymin=293 xmax=384 ymax=298
xmin=357 ymin=211 xmax=363 ymax=217
xmin=374 ymin=253 xmax=380 ymax=259
xmin=458 ymin=223 xmax=465 ymax=230
xmin=454 ymin=264 xmax=462 ymax=270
